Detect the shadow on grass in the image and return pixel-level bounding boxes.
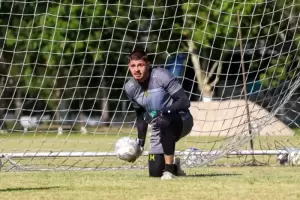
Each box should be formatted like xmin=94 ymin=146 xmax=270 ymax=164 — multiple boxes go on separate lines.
xmin=186 ymin=173 xmax=241 ymax=177
xmin=0 ymin=186 xmax=62 ymax=192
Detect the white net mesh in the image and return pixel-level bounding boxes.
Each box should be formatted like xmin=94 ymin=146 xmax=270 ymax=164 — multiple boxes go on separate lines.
xmin=0 ymin=0 xmax=300 ymax=171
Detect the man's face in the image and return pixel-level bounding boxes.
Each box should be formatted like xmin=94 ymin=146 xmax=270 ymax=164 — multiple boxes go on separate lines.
xmin=128 ymin=59 xmax=149 ymax=82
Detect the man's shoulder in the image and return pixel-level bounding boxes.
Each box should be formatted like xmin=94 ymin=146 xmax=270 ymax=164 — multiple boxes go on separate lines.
xmin=151 ymin=67 xmax=175 ymax=81
xmin=125 ymin=77 xmax=136 ymax=87
xmin=151 ymin=67 xmax=172 ymax=76
xmin=124 ymin=78 xmax=138 ymax=95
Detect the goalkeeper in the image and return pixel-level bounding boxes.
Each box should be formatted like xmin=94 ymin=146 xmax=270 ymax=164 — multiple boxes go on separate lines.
xmin=124 ymin=50 xmax=194 ymax=180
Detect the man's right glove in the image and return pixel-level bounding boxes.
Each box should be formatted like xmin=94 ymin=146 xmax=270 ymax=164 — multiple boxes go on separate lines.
xmin=128 ymin=138 xmax=144 ymax=163
xmin=136 ymin=138 xmax=144 ymax=157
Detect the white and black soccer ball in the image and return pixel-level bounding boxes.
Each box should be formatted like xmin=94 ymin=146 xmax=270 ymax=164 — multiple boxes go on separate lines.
xmin=288 ymin=150 xmax=300 ymax=166
xmin=276 ymin=153 xmax=288 ymax=165
xmin=115 ymin=137 xmax=139 ymax=162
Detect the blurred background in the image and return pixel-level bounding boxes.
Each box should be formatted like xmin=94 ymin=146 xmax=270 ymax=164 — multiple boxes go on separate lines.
xmin=0 ymin=0 xmax=299 ymax=133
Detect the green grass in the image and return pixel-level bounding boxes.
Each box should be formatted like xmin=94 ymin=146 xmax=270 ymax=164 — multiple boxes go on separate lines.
xmin=0 ymin=131 xmax=300 ymax=199
xmin=1 ymin=167 xmax=300 ymax=200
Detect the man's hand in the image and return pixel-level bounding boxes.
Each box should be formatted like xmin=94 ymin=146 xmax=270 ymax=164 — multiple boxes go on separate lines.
xmin=136 ymin=138 xmax=144 ymax=159
xmin=145 ymin=110 xmax=164 ymax=123
xmin=127 ymin=146 xmax=143 ymax=163
xmin=149 ymin=109 xmax=171 ymax=128
xmin=150 ymin=110 xmax=162 ymax=118
xmin=128 ymin=138 xmax=144 ymax=163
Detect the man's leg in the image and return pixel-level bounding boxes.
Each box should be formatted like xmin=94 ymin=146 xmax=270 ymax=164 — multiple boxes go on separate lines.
xmin=159 ymin=113 xmax=183 ymax=179
xmin=148 ymin=126 xmax=165 ymax=177
xmin=173 ymin=112 xmax=194 ymax=176
xmin=160 ymin=112 xmax=194 ymax=179
xmin=176 ymin=112 xmax=194 ymax=141
xmin=148 ymin=153 xmax=165 ymax=177
xmin=148 ymin=112 xmax=193 ymax=179
xmin=148 ymin=113 xmax=182 ymax=178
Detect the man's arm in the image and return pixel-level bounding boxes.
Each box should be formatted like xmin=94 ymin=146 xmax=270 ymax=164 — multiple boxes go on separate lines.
xmin=162 ymin=88 xmax=190 ymax=114
xmin=159 ymin=69 xmax=190 ymax=114
xmin=125 ymin=88 xmax=148 ymax=146
xmin=135 ymin=107 xmax=148 ymax=147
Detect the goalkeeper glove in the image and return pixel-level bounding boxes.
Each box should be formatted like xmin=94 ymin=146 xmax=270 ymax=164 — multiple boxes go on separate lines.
xmin=128 ymin=138 xmax=144 ymax=163
xmin=136 ymin=138 xmax=145 ymax=147
xmin=136 ymin=138 xmax=144 ymax=157
xmin=149 ymin=109 xmax=172 ymax=128
xmin=145 ymin=109 xmax=171 ymax=123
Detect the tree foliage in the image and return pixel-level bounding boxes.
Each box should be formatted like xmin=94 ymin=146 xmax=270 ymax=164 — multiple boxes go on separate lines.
xmin=180 ymin=0 xmax=299 ymax=87
xmin=0 ymin=0 xmax=298 ymax=116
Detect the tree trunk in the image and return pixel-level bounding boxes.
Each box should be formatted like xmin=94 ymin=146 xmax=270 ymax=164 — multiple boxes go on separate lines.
xmin=101 ymin=79 xmax=109 ymax=126
xmin=202 ymin=86 xmax=214 ymax=102
xmin=188 ymin=40 xmax=222 ymax=102
xmin=78 ymin=94 xmax=87 ymax=134
xmin=13 ymin=88 xmax=23 ymax=131
xmin=0 ymin=54 xmax=8 ymax=131
xmin=0 ymin=76 xmax=7 ymax=131
xmin=55 ymin=87 xmax=64 ymax=134
xmin=54 ymin=70 xmax=64 ymax=134
xmin=55 ymin=88 xmax=61 ymax=123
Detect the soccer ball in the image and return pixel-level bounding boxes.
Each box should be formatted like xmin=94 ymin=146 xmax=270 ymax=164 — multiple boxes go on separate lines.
xmin=114 ymin=137 xmax=139 ymax=162
xmin=276 ymin=153 xmax=288 ymax=165
xmin=288 ymin=150 xmax=300 ymax=166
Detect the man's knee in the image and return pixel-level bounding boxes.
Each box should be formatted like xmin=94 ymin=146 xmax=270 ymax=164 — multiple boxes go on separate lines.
xmin=175 ymin=113 xmax=193 ymax=141
xmin=148 ymin=154 xmax=165 ymax=177
xmin=155 ymin=114 xmax=182 ymax=155
xmin=156 ymin=115 xmax=172 ymax=130
xmin=157 ymin=114 xmax=182 ymax=135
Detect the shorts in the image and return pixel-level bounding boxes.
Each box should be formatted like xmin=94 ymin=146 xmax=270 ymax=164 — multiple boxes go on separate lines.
xmin=149 ymin=111 xmax=194 ymax=154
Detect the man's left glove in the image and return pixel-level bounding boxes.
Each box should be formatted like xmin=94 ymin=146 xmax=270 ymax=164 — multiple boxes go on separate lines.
xmin=143 ymin=110 xmax=162 ymax=123
xmin=150 ymin=109 xmax=172 ymax=128
xmin=146 ymin=109 xmax=170 ymax=122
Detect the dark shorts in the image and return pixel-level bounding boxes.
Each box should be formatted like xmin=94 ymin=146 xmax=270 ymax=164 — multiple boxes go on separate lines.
xmin=149 ymin=111 xmax=194 ymax=154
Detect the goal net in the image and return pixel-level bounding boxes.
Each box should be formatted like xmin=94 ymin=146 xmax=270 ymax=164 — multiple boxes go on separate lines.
xmin=0 ymin=0 xmax=300 ymax=171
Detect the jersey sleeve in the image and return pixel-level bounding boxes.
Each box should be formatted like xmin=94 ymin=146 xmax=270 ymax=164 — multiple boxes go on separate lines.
xmin=124 ymin=80 xmax=142 ymax=110
xmin=158 ymin=68 xmax=182 ymax=95
xmin=124 ymin=80 xmax=148 ymax=145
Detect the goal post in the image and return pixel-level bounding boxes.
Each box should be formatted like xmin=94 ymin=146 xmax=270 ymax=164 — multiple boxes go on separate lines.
xmin=0 ymin=0 xmax=300 ymax=171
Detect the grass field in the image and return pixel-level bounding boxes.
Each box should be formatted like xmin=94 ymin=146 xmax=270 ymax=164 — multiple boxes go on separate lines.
xmin=0 ymin=129 xmax=300 ymax=199
xmin=1 ymin=167 xmax=300 ymax=200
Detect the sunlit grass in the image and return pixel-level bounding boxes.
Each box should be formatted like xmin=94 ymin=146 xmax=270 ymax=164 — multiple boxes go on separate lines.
xmin=0 ymin=167 xmax=300 ymax=200
xmin=0 ymin=128 xmax=300 ymax=199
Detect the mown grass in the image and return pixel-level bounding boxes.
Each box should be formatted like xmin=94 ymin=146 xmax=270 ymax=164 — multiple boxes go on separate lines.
xmin=0 ymin=129 xmax=300 ymax=199
xmin=0 ymin=167 xmax=300 ymax=200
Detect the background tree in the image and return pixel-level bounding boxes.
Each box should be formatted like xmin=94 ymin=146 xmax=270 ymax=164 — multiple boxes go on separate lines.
xmin=179 ymin=0 xmax=300 ymax=100
xmin=0 ymin=1 xmax=131 ymax=130
xmin=0 ymin=0 xmax=298 ymax=131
